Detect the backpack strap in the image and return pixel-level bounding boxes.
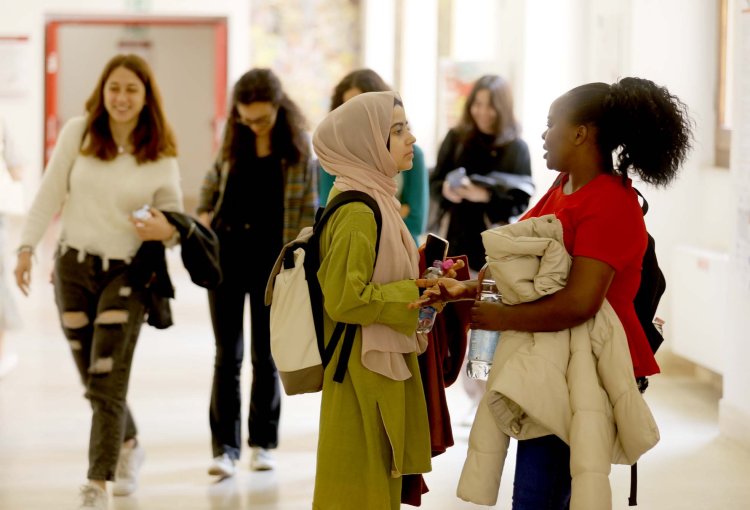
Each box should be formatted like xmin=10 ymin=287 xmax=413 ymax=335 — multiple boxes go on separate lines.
xmin=335 ymin=324 xmax=358 ymax=383
xmin=305 ymin=190 xmax=383 ymax=383
xmin=629 ymin=463 xmax=638 ymax=506
xmin=629 ymin=194 xmax=655 ymax=508
xmin=315 ymin=190 xmax=383 ymax=249
xmin=633 ymin=187 xmax=649 ymax=216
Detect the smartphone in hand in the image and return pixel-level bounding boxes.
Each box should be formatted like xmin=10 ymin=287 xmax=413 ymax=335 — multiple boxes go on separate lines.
xmin=423 ymin=233 xmax=449 ymax=267
xmin=446 ymin=167 xmax=467 ymax=189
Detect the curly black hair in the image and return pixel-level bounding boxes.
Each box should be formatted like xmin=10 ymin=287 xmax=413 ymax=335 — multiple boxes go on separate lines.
xmin=560 ymin=77 xmax=694 ymax=187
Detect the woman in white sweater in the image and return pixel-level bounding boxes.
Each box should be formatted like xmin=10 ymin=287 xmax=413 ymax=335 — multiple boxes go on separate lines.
xmin=14 ymin=54 xmax=182 ymax=510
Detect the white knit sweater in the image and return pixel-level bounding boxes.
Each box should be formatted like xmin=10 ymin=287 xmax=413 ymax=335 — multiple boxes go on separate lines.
xmin=20 ymin=116 xmax=183 ymax=261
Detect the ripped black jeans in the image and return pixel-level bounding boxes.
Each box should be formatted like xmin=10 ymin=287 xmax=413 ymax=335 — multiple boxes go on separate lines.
xmin=53 ymin=247 xmax=145 ymax=481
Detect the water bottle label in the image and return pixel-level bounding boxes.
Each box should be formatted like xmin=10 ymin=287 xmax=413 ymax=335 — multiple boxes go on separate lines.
xmin=468 ymin=330 xmax=500 ymax=362
xmin=416 ymin=305 xmax=437 ymax=333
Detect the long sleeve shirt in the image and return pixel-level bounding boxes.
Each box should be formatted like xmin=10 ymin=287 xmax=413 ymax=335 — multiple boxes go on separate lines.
xmin=20 ymin=116 xmax=183 ymax=261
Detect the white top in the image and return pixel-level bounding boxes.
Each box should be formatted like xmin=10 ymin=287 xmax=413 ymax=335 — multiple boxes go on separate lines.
xmin=20 ymin=116 xmax=183 ymax=261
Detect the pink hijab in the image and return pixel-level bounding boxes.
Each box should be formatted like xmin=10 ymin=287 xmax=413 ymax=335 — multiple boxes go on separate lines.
xmin=313 ymin=91 xmax=425 ymax=381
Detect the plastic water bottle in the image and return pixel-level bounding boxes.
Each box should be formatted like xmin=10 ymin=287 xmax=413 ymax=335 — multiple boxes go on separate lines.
xmin=416 ymin=260 xmax=443 ymax=334
xmin=466 ymin=278 xmax=501 ymax=380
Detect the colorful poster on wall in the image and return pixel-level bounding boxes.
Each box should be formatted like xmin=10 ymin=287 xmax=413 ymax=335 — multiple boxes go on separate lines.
xmin=250 ymin=0 xmax=360 ymax=127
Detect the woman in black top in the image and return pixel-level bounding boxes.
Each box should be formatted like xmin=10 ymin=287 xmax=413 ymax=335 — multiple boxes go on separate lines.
xmin=197 ymin=68 xmax=317 ymax=477
xmin=431 ymin=74 xmax=533 ymax=273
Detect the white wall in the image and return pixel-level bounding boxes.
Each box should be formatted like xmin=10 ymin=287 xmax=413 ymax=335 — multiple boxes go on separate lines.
xmin=399 ymin=0 xmax=438 ymax=164
xmin=723 ymin=0 xmax=750 ymax=448
xmin=0 ymin=0 xmax=249 ymax=193
xmin=362 ymin=0 xmax=396 ymax=86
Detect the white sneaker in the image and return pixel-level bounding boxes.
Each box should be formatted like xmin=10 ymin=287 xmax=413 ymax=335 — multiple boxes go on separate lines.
xmin=112 ymin=441 xmax=145 ymax=496
xmin=208 ymin=453 xmax=237 ymax=477
xmin=78 ymin=483 xmax=108 ymax=509
xmin=249 ymin=447 xmax=275 ymax=471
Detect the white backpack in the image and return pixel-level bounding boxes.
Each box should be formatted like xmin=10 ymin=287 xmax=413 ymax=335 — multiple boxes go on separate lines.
xmin=264 ymin=191 xmax=381 ymax=395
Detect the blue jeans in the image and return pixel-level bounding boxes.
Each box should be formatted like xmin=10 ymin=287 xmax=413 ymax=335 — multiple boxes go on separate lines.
xmin=512 ymin=435 xmax=571 ymax=510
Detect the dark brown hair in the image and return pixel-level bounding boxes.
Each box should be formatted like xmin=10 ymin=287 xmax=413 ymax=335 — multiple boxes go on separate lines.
xmin=457 ymin=74 xmax=519 ymax=146
xmin=330 ymin=68 xmax=391 ymax=111
xmin=221 ymin=68 xmax=308 ymax=166
xmin=81 ymin=54 xmax=177 ymax=164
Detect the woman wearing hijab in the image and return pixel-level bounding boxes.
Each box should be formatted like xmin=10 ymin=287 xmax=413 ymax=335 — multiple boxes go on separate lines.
xmin=311 ymin=91 xmax=431 ymax=509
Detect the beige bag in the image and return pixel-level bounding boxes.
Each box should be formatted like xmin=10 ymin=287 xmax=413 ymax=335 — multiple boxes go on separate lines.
xmin=266 ymin=240 xmax=325 ymax=395
xmin=264 ymin=190 xmax=382 ymax=395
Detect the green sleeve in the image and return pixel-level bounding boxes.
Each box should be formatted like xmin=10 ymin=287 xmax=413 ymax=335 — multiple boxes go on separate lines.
xmin=400 ymin=144 xmax=429 ymax=243
xmin=318 ymin=201 xmax=420 ymax=336
xmin=319 ymin=166 xmax=335 ymax=206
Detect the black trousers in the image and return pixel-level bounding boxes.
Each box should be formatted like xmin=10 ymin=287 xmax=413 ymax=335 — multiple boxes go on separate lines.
xmin=208 ymin=233 xmax=280 ymax=460
xmin=53 ymin=247 xmax=145 ymax=481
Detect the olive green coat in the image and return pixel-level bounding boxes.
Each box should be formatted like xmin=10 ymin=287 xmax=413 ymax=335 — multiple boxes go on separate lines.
xmin=312 ymin=201 xmax=431 ymax=510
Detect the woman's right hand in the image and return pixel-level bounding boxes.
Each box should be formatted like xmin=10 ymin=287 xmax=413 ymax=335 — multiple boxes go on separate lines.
xmin=441 ymin=179 xmax=463 ymax=204
xmin=408 ymin=277 xmax=476 ymax=309
xmin=15 ymin=251 xmax=32 ymax=296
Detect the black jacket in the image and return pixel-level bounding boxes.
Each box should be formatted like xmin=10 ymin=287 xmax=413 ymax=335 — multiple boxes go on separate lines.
xmin=129 ymin=211 xmax=222 ymax=329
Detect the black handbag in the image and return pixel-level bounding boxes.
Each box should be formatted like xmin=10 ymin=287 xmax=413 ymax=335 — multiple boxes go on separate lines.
xmin=162 ymin=211 xmax=222 ymax=289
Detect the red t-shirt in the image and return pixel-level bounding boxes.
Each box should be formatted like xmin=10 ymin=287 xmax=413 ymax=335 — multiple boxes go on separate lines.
xmin=522 ymin=172 xmax=660 ymax=378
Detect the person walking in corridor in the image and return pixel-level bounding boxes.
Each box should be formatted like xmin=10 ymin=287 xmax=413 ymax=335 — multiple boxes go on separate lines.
xmin=14 ymin=54 xmax=182 ymax=510
xmin=197 ymin=68 xmax=318 ymax=477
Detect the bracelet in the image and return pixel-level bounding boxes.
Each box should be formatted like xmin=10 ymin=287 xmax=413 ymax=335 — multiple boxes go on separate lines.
xmin=16 ymin=245 xmax=33 ymax=255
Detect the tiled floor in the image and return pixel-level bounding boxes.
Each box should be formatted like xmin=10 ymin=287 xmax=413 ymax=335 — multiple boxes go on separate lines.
xmin=1 ymin=226 xmax=749 ymax=509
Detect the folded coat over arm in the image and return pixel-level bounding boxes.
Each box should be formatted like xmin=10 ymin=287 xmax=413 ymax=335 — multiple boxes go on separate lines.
xmin=456 ymin=215 xmax=659 ymax=510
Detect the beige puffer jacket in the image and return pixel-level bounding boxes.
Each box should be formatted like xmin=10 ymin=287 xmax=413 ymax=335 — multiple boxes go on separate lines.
xmin=456 ymin=215 xmax=659 ymax=510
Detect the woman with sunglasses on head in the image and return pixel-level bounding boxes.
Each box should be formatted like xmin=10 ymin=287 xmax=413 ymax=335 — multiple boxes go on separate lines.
xmin=197 ymin=68 xmax=318 ymax=477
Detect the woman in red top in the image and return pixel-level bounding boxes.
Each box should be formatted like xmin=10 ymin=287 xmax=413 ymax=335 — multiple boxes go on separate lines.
xmin=412 ymin=77 xmax=693 ymax=508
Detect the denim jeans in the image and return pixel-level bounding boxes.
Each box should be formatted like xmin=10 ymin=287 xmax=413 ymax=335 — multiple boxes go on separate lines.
xmin=53 ymin=247 xmax=145 ymax=481
xmin=208 ymin=232 xmax=280 ymax=460
xmin=512 ymin=435 xmax=572 ymax=510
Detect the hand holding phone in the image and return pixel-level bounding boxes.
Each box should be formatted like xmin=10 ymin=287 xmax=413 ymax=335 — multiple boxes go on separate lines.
xmin=423 ymin=233 xmax=449 ymax=267
xmin=446 ymin=167 xmax=467 ymax=189
xmin=132 ymin=204 xmax=152 ymax=221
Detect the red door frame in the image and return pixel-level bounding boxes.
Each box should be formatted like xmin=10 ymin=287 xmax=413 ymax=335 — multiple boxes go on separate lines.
xmin=44 ymin=16 xmax=227 ymax=165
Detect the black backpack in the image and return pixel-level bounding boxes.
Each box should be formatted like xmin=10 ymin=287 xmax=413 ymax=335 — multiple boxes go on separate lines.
xmin=632 ymin=189 xmax=666 ymax=358
xmin=307 ymin=191 xmax=383 ymax=385
xmin=629 ymin=189 xmax=665 ymax=507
